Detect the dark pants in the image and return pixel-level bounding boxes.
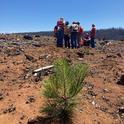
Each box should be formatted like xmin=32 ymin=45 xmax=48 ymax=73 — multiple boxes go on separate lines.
xmin=91 ymin=38 xmax=95 ymax=48
xmin=84 ymin=40 xmax=91 ymax=46
xmin=57 ymin=29 xmax=64 ymax=47
xmin=64 ymin=35 xmax=70 ymax=48
xmin=71 ymin=32 xmax=78 ymax=48
xmin=77 ymin=33 xmax=82 ymax=48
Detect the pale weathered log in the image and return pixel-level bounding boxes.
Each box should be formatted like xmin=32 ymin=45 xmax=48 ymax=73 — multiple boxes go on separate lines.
xmin=33 ymin=65 xmax=54 ymax=73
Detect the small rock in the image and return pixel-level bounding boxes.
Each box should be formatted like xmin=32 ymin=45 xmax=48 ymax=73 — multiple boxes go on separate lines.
xmin=90 ymin=69 xmax=96 ymax=76
xmin=88 ymin=90 xmax=97 ymax=97
xmin=35 ymin=35 xmax=40 ymax=38
xmin=77 ymin=51 xmax=84 ymax=58
xmin=0 ymin=93 xmax=4 ymax=100
xmin=92 ymin=101 xmax=95 ymax=106
xmin=18 ymin=94 xmax=21 ymax=97
xmin=27 ymin=116 xmax=53 ymax=124
xmin=78 ymin=58 xmax=84 ymax=61
xmin=93 ymin=120 xmax=101 ymax=124
xmin=25 ymin=73 xmax=32 ymax=79
xmin=84 ymin=82 xmax=94 ymax=90
xmin=100 ymin=107 xmax=108 ymax=112
xmin=116 ymin=53 xmax=122 ymax=58
xmin=117 ymin=75 xmax=124 ymax=85
xmin=33 ymin=69 xmax=53 ymax=82
xmin=19 ymin=121 xmax=22 ymax=124
xmin=79 ymin=108 xmax=83 ymax=113
xmin=27 ymin=117 xmax=41 ymax=124
xmin=23 ymin=35 xmax=33 ymax=40
xmin=5 ymin=48 xmax=22 ymax=56
xmin=103 ymin=88 xmax=111 ymax=93
xmin=118 ymin=106 xmax=124 ymax=114
xmin=0 ymin=74 xmax=4 ymax=81
xmin=102 ymin=96 xmax=110 ymax=102
xmin=39 ymin=54 xmax=51 ymax=59
xmin=26 ymin=96 xmax=35 ymax=104
xmin=91 ymin=101 xmax=100 ymax=108
xmin=20 ymin=113 xmax=26 ymax=120
xmin=84 ymin=93 xmax=92 ymax=99
xmin=3 ymin=104 xmax=16 ymax=114
xmin=25 ymin=54 xmax=36 ymax=62
xmin=32 ymin=43 xmax=43 ymax=47
xmin=33 ymin=72 xmax=43 ymax=82
xmin=106 ymin=54 xmax=116 ymax=58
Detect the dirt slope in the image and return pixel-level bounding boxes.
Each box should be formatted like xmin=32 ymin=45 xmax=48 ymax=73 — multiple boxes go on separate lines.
xmin=0 ymin=35 xmax=124 ymax=124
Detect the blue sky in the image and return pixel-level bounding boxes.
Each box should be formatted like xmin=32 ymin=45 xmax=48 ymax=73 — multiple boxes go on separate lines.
xmin=0 ymin=0 xmax=124 ymax=33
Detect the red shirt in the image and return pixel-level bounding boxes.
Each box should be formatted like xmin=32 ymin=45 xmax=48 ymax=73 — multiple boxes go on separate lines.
xmin=79 ymin=26 xmax=84 ymax=34
xmin=57 ymin=20 xmax=64 ymax=28
xmin=91 ymin=27 xmax=96 ymax=38
xmin=54 ymin=26 xmax=58 ymax=33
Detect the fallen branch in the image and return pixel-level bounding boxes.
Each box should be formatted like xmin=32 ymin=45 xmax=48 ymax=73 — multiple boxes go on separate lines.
xmin=33 ymin=65 xmax=54 ymax=73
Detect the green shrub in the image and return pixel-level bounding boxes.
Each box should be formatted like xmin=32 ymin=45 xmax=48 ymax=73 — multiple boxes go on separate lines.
xmin=42 ymin=59 xmax=88 ymax=124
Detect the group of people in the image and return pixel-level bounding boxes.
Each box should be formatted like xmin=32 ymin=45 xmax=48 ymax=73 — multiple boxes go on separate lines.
xmin=54 ymin=17 xmax=96 ymax=48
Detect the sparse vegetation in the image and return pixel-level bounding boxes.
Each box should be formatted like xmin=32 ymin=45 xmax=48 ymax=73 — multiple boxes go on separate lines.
xmin=42 ymin=59 xmax=88 ymax=124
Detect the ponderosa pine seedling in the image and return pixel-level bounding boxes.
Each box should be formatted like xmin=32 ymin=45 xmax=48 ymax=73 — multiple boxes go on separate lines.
xmin=42 ymin=59 xmax=88 ymax=124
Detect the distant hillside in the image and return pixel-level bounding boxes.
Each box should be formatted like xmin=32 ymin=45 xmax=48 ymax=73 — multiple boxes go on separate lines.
xmin=15 ymin=28 xmax=124 ymax=40
xmin=96 ymin=28 xmax=124 ymax=40
xmin=16 ymin=31 xmax=53 ymax=36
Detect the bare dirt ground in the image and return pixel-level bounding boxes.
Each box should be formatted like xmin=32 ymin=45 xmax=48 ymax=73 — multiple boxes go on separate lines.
xmin=0 ymin=35 xmax=124 ymax=124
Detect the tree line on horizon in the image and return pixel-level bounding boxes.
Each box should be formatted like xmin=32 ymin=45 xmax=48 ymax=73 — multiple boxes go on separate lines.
xmin=15 ymin=28 xmax=124 ymax=41
xmin=96 ymin=27 xmax=124 ymax=40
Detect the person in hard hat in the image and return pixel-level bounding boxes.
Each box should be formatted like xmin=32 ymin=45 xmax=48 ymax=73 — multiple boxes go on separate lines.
xmin=70 ymin=22 xmax=79 ymax=48
xmin=77 ymin=22 xmax=84 ymax=48
xmin=83 ymin=33 xmax=91 ymax=47
xmin=90 ymin=24 xmax=96 ymax=48
xmin=55 ymin=17 xmax=65 ymax=47
xmin=64 ymin=21 xmax=70 ymax=48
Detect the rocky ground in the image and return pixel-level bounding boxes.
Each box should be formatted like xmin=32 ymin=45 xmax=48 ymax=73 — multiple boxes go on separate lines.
xmin=0 ymin=34 xmax=124 ymax=124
